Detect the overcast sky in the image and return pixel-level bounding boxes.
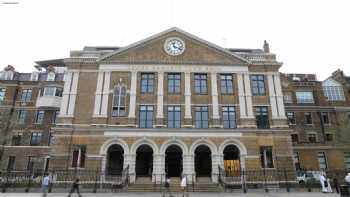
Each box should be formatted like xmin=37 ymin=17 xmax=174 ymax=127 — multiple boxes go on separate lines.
xmin=0 ymin=0 xmax=349 ymax=80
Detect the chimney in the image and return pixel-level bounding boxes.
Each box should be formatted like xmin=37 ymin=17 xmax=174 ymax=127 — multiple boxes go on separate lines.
xmin=263 ymin=40 xmax=270 ymax=53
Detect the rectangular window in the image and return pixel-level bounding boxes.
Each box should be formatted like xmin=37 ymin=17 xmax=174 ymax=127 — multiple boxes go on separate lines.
xmin=112 ymin=86 xmax=127 ymax=117
xmin=139 ymin=105 xmax=153 ymax=128
xmin=43 ymin=87 xmax=55 ymax=96
xmin=167 ymin=73 xmax=181 ymax=94
xmin=141 ymin=73 xmax=154 ymax=93
xmin=11 ymin=133 xmax=22 ymax=146
xmin=283 ymin=92 xmax=293 ymax=104
xmin=20 ymin=89 xmax=32 ymax=102
xmin=17 ymin=110 xmax=27 ymax=124
xmin=167 ymin=106 xmax=181 ymax=128
xmin=220 ymin=74 xmax=233 ymax=95
xmin=317 ymin=152 xmax=327 ymax=170
xmin=260 ymin=146 xmax=274 ymax=168
xmin=344 ymin=152 xmax=350 ymax=170
xmin=323 ymin=86 xmax=345 ymax=101
xmin=308 ymin=133 xmax=317 ymax=143
xmin=321 ymin=112 xmax=330 ymax=125
xmin=325 ymin=134 xmax=333 ymax=142
xmin=30 ymin=132 xmax=42 ymax=146
xmin=55 ymin=87 xmax=63 ymax=97
xmin=194 ymin=74 xmax=208 ymax=94
xmin=291 ymin=134 xmax=299 ymax=144
xmin=251 ymin=75 xmax=265 ymax=96
xmin=304 ymin=112 xmax=313 ymax=125
xmin=7 ymin=156 xmax=15 ymax=171
xmin=256 ymin=106 xmax=269 ymax=129
xmin=35 ymin=110 xmax=45 ymax=124
xmin=195 ymin=106 xmax=209 ymax=128
xmin=222 ymin=106 xmax=236 ymax=128
xmin=0 ymin=88 xmax=6 ymax=103
xmin=294 ymin=151 xmax=301 ymax=170
xmin=72 ymin=145 xmax=86 ymax=168
xmin=296 ymin=91 xmax=314 ymax=103
xmin=287 ymin=112 xmax=296 ymax=125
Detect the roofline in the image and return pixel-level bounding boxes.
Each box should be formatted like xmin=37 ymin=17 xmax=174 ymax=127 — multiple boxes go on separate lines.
xmin=35 ymin=59 xmax=65 ymax=67
xmin=98 ymin=27 xmax=251 ymax=64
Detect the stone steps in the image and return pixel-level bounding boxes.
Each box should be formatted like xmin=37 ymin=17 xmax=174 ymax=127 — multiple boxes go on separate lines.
xmin=127 ymin=183 xmax=222 ymax=192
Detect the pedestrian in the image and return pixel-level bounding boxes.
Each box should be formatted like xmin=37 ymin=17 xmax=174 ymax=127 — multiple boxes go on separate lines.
xmin=345 ymin=173 xmax=350 ymax=191
xmin=42 ymin=173 xmax=50 ymax=197
xmin=181 ymin=175 xmax=187 ymax=197
xmin=162 ymin=176 xmax=173 ymax=197
xmin=326 ymin=177 xmax=332 ymax=193
xmin=320 ymin=172 xmax=328 ymax=193
xmin=68 ymin=178 xmax=82 ymax=197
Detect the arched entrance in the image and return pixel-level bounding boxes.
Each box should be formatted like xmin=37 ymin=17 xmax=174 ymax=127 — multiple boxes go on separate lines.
xmin=195 ymin=145 xmax=212 ymax=177
xmin=107 ymin=144 xmax=124 ymax=175
xmin=165 ymin=145 xmax=183 ymax=177
xmin=223 ymin=145 xmax=240 ymax=175
xmin=136 ymin=144 xmax=153 ymax=177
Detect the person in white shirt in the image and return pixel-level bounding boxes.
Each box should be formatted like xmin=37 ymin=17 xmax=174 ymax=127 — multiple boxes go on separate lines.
xmin=345 ymin=173 xmax=350 ymax=191
xmin=180 ymin=175 xmax=187 ymax=197
xmin=319 ymin=173 xmax=328 ymax=193
xmin=42 ymin=173 xmax=50 ymax=197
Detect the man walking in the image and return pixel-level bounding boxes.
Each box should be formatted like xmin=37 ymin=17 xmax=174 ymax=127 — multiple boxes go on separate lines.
xmin=345 ymin=173 xmax=350 ymax=192
xmin=162 ymin=176 xmax=173 ymax=197
xmin=68 ymin=178 xmax=82 ymax=197
xmin=42 ymin=173 xmax=50 ymax=197
xmin=180 ymin=175 xmax=188 ymax=197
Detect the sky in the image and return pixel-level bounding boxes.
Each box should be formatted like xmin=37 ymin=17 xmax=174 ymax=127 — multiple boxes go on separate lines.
xmin=0 ymin=0 xmax=349 ymax=80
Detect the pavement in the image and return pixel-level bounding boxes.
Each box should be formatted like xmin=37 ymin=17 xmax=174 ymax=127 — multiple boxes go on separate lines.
xmin=0 ymin=192 xmax=340 ymax=197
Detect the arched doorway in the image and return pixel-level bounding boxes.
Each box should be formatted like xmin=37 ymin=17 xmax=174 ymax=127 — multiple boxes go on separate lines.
xmin=223 ymin=145 xmax=240 ymax=175
xmin=136 ymin=144 xmax=153 ymax=177
xmin=107 ymin=144 xmax=124 ymax=175
xmin=165 ymin=145 xmax=183 ymax=177
xmin=195 ymin=145 xmax=212 ymax=177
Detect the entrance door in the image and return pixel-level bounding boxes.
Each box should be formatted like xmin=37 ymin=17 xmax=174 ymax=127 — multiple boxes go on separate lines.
xmin=107 ymin=144 xmax=124 ymax=175
xmin=165 ymin=145 xmax=182 ymax=177
xmin=223 ymin=145 xmax=240 ymax=176
xmin=195 ymin=145 xmax=212 ymax=177
xmin=136 ymin=145 xmax=153 ymax=177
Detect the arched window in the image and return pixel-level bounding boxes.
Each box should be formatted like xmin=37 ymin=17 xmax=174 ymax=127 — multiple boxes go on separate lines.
xmin=112 ymin=83 xmax=127 ymax=117
xmin=322 ymin=78 xmax=345 ymax=101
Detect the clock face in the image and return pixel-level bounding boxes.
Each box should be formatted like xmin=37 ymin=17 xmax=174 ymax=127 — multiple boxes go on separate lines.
xmin=164 ymin=37 xmax=185 ymax=56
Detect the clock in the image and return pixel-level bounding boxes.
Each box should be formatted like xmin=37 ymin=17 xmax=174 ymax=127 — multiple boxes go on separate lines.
xmin=164 ymin=37 xmax=185 ymax=56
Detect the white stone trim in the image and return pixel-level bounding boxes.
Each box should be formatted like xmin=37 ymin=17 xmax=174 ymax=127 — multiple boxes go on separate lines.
xmin=93 ymin=72 xmax=104 ymax=117
xmin=99 ymin=64 xmax=248 ymax=73
xmin=100 ymin=71 xmax=111 ymax=117
xmin=156 ymin=72 xmax=164 ymax=119
xmin=128 ymin=71 xmax=137 ymax=118
xmin=99 ymin=137 xmax=130 ymax=155
xmin=237 ymin=73 xmax=247 ymax=118
xmin=243 ymin=73 xmax=254 ymax=118
xmin=159 ymin=138 xmax=189 ymax=155
xmin=59 ymin=72 xmax=72 ymax=117
xmin=184 ymin=72 xmax=192 ymax=119
xmin=104 ymin=131 xmax=242 ymax=137
xmin=211 ymin=72 xmax=220 ymax=119
xmin=267 ymin=73 xmax=278 ymax=119
xmin=189 ymin=138 xmax=218 ymax=155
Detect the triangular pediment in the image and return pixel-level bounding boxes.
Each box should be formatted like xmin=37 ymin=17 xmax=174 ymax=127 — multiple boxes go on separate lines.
xmin=99 ymin=27 xmax=250 ymax=65
xmin=323 ymin=78 xmax=342 ymax=86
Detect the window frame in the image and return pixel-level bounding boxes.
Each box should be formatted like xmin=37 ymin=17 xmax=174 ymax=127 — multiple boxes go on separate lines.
xmin=287 ymin=112 xmax=296 ymax=125
xmin=140 ymin=73 xmax=154 ymax=94
xmin=17 ymin=110 xmax=27 ymax=124
xmin=111 ymin=84 xmax=127 ymax=117
xmin=255 ymin=106 xmax=269 ymax=129
xmin=167 ymin=73 xmax=181 ymax=94
xmin=139 ymin=105 xmax=154 ymax=128
xmin=71 ymin=145 xmax=86 ymax=168
xmin=35 ymin=110 xmax=45 ymax=124
xmin=0 ymin=88 xmax=5 ymax=103
xmin=260 ymin=146 xmax=274 ymax=169
xmin=344 ymin=152 xmax=350 ymax=170
xmin=167 ymin=105 xmax=181 ymax=128
xmin=317 ymin=152 xmax=328 ymax=170
xmin=7 ymin=156 xmax=16 ymax=171
xmin=251 ymin=75 xmax=265 ymax=96
xmin=220 ymin=74 xmax=234 ymax=95
xmin=308 ymin=133 xmax=317 ymax=143
xmin=296 ymin=91 xmax=314 ymax=104
xmin=304 ymin=112 xmax=313 ymax=125
xmin=194 ymin=73 xmax=208 ymax=95
xmin=20 ymin=89 xmax=32 ymax=102
xmin=222 ymin=106 xmax=236 ymax=128
xmin=195 ymin=106 xmax=209 ymax=128
xmin=30 ymin=132 xmax=42 ymax=146
xmin=321 ymin=112 xmax=330 ymax=125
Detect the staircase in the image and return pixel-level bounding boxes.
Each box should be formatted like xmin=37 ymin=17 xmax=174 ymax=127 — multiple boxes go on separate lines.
xmin=127 ymin=177 xmax=222 ymax=192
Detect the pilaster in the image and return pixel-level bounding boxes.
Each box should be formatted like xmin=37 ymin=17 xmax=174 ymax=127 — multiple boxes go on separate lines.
xmin=211 ymin=72 xmax=220 ymax=128
xmin=156 ymin=72 xmax=164 ymax=127
xmin=184 ymin=72 xmax=192 ymax=127
xmin=128 ymin=71 xmax=137 ymax=126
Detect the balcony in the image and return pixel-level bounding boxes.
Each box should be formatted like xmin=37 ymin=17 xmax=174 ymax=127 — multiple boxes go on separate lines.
xmin=36 ymin=96 xmax=61 ymax=108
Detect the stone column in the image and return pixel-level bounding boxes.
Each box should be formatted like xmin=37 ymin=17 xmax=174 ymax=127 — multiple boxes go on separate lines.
xmin=211 ymin=72 xmax=221 ymax=128
xmin=60 ymin=71 xmax=72 ymax=117
xmin=125 ymin=153 xmax=136 ymax=183
xmin=93 ymin=72 xmax=104 ymax=117
xmin=237 ymin=73 xmax=256 ymax=128
xmin=243 ymin=73 xmax=254 ymax=118
xmin=183 ymin=154 xmax=194 ymax=183
xmin=67 ymin=71 xmax=79 ymax=117
xmin=184 ymin=72 xmax=192 ymax=127
xmin=274 ymin=73 xmax=286 ymax=118
xmin=267 ymin=73 xmax=278 ymax=119
xmin=211 ymin=153 xmax=223 ymax=183
xmin=128 ymin=71 xmax=137 ymax=126
xmin=153 ymin=154 xmax=163 ymax=183
xmin=156 ymin=72 xmax=164 ymax=127
xmin=237 ymin=73 xmax=247 ymax=118
xmin=100 ymin=71 xmax=111 ymax=117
